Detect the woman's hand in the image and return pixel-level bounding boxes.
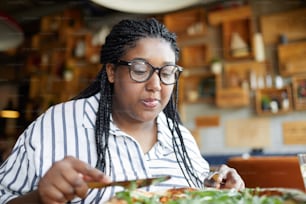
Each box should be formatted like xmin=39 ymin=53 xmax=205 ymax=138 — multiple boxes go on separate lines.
xmin=204 ymin=164 xmax=245 ymax=190
xmin=38 ymin=156 xmax=111 ymax=204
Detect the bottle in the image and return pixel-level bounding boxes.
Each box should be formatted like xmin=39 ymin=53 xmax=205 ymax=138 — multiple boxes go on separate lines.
xmin=265 ymin=74 xmax=273 ymax=88
xmin=253 ymin=33 xmax=265 ymax=62
xmin=275 ymin=75 xmax=283 ymax=89
xmin=249 ymin=70 xmax=257 ymax=90
xmin=257 ymin=75 xmax=265 ymax=89
xmin=281 ymin=91 xmax=289 ymax=110
xmin=74 ymin=39 xmax=85 ymax=58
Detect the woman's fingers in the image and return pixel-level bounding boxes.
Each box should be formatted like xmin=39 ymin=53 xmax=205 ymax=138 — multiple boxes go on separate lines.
xmin=38 ymin=156 xmax=110 ymax=203
xmin=218 ymin=164 xmax=245 ymax=190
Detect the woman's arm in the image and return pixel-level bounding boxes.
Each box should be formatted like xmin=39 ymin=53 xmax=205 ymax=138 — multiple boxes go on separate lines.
xmin=7 ymin=156 xmax=111 ymax=204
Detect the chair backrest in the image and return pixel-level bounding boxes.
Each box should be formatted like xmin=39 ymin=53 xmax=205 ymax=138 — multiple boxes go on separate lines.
xmin=227 ymin=156 xmax=305 ymax=191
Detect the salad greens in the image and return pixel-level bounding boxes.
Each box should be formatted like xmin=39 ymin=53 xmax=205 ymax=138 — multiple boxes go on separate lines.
xmin=113 ymin=188 xmax=305 ymax=204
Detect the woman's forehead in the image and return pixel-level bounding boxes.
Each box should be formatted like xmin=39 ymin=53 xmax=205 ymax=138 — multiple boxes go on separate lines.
xmin=123 ymin=38 xmax=176 ymax=61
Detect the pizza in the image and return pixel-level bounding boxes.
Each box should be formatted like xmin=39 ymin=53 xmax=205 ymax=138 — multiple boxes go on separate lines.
xmin=106 ymin=187 xmax=306 ymax=204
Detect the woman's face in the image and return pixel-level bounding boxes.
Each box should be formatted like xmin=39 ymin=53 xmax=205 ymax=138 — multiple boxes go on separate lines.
xmin=107 ymin=37 xmax=176 ymax=123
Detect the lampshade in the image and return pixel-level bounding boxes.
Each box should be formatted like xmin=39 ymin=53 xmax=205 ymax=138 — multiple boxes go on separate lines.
xmin=0 ymin=12 xmax=24 ymax=51
xmin=90 ymin=0 xmax=202 ymax=14
xmin=0 ymin=110 xmax=20 ymax=119
xmin=0 ymin=99 xmax=20 ymax=119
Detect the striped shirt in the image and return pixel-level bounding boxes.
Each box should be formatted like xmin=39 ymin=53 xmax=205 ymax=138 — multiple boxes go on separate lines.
xmin=0 ymin=93 xmax=210 ymax=203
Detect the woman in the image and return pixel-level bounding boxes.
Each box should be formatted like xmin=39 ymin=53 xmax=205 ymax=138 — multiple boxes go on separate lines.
xmin=0 ymin=18 xmax=244 ymax=204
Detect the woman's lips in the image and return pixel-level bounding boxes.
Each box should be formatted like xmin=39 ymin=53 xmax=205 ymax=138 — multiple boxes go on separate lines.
xmin=142 ymin=98 xmax=159 ymax=108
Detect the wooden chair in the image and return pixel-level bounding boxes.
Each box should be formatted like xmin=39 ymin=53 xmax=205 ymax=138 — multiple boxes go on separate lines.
xmin=227 ymin=156 xmax=305 ymax=191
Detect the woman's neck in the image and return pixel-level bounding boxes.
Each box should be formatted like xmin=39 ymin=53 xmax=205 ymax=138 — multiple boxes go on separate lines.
xmin=112 ymin=112 xmax=158 ymax=153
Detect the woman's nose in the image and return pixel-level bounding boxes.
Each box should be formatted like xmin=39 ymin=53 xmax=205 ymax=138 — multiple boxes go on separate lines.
xmin=146 ymin=71 xmax=162 ymax=91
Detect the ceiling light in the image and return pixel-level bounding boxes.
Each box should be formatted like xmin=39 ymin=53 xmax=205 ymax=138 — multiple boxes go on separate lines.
xmin=90 ymin=0 xmax=202 ymax=14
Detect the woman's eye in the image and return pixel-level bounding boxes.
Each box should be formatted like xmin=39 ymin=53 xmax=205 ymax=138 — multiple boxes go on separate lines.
xmin=161 ymin=73 xmax=173 ymax=78
xmin=162 ymin=67 xmax=176 ymax=75
xmin=133 ymin=70 xmax=147 ymax=75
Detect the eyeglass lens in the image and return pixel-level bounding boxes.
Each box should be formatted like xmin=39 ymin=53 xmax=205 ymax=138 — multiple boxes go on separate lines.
xmin=127 ymin=60 xmax=181 ymax=84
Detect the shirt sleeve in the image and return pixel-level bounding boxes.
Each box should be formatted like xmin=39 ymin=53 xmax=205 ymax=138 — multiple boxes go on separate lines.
xmin=0 ymin=121 xmax=39 ymax=204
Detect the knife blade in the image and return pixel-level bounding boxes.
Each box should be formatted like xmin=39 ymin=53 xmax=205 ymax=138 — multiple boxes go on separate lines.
xmin=87 ymin=175 xmax=171 ymax=189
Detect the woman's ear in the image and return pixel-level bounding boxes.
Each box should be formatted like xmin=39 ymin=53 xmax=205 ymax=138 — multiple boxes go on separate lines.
xmin=106 ymin=63 xmax=115 ymax=83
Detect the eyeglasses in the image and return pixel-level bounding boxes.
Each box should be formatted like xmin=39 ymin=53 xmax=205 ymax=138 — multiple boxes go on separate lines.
xmin=115 ymin=59 xmax=183 ymax=85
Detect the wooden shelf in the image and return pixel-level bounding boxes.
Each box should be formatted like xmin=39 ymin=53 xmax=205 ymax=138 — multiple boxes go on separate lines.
xmin=255 ymin=87 xmax=293 ymax=116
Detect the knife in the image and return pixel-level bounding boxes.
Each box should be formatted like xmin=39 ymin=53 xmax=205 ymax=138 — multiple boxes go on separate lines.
xmin=87 ymin=175 xmax=171 ymax=189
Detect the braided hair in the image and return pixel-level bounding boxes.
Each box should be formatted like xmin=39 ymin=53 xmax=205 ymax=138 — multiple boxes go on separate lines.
xmin=74 ymin=18 xmax=202 ymax=188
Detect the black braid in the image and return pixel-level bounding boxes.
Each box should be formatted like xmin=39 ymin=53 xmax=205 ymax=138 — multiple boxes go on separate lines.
xmin=74 ymin=18 xmax=202 ymax=188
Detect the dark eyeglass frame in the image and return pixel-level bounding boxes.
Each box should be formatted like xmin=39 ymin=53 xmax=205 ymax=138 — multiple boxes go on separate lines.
xmin=114 ymin=59 xmax=183 ymax=85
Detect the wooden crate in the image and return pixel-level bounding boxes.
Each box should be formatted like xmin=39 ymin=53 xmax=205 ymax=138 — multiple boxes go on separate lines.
xmin=291 ymin=75 xmax=306 ymax=110
xmin=222 ymin=19 xmax=253 ymax=60
xmin=260 ymin=8 xmax=306 ymax=44
xmin=278 ymin=41 xmax=306 ymax=76
xmin=180 ymin=44 xmax=210 ymax=67
xmin=179 ymin=69 xmax=217 ymax=104
xmin=255 ymin=87 xmax=293 ymax=116
xmin=216 ymin=87 xmax=250 ymax=108
xmin=164 ymin=7 xmax=207 ymax=37
xmin=223 ymin=61 xmax=267 ymax=88
xmin=208 ymin=5 xmax=253 ymax=60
